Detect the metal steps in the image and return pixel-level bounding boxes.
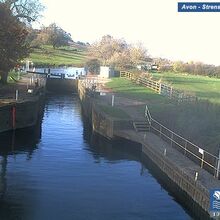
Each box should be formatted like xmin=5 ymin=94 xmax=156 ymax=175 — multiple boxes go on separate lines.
xmin=133 ymin=121 xmax=149 ymax=132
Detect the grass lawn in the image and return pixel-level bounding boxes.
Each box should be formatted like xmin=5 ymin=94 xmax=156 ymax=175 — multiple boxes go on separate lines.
xmin=29 ymin=45 xmax=88 ymax=67
xmin=151 ymin=71 xmax=220 ymax=104
xmin=106 ymin=77 xmax=220 ymax=155
xmin=106 ymin=77 xmax=173 ymax=112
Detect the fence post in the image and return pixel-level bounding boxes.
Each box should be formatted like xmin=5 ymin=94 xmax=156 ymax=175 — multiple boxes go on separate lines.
xmin=15 ymin=90 xmax=18 ymax=101
xmin=159 ymin=83 xmax=162 ymax=94
xmin=170 ymin=87 xmax=173 ymax=98
xmin=216 ymin=148 xmax=220 ymax=179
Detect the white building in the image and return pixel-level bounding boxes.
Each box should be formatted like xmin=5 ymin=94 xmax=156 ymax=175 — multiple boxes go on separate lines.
xmin=99 ymin=66 xmax=114 ymax=78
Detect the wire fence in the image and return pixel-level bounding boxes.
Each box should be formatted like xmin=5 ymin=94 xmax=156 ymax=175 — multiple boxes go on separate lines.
xmin=145 ymin=105 xmax=220 ymax=179
xmin=120 ymin=71 xmax=197 ymax=103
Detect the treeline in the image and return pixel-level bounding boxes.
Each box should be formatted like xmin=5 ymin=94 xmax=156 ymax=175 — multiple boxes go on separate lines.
xmin=86 ymin=35 xmax=152 ymax=73
xmin=157 ymin=59 xmax=220 ymax=77
xmin=27 ymin=23 xmax=73 ymax=49
xmin=173 ymin=61 xmax=220 ymax=77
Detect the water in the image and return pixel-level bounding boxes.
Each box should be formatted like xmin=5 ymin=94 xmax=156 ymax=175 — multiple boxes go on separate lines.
xmin=0 ymin=95 xmax=193 ymax=220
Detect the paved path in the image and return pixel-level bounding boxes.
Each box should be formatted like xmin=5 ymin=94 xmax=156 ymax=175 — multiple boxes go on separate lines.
xmin=0 ymin=73 xmax=45 ymax=106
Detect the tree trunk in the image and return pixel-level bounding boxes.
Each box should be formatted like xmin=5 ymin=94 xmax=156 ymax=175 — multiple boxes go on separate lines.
xmin=0 ymin=71 xmax=8 ymax=84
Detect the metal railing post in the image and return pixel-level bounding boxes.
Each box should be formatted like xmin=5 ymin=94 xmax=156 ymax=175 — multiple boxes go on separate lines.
xmin=201 ymin=153 xmax=204 ymax=168
xmin=216 ymin=149 xmax=220 ymax=179
xmin=159 ymin=125 xmax=162 ymax=137
xmin=184 ymin=141 xmax=187 ymax=155
xmin=171 ymin=132 xmax=173 ymax=147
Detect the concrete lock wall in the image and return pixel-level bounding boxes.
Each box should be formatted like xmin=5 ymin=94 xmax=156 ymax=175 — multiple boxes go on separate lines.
xmin=77 ymin=84 xmax=214 ymax=217
xmin=142 ymin=143 xmax=210 ymax=212
xmin=46 ymin=78 xmax=78 ymax=93
xmin=92 ymin=106 xmax=114 ymax=139
xmin=0 ymin=92 xmax=45 ymax=133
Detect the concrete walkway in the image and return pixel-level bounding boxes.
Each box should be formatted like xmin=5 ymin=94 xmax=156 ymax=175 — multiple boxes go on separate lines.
xmin=0 ymin=73 xmax=45 ymax=106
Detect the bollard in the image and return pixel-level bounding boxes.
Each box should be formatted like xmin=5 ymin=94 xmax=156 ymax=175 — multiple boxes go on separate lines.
xmin=111 ymin=95 xmax=115 ymax=107
xmin=17 ymin=72 xmax=20 ymax=80
xmin=164 ymin=148 xmax=167 ymax=156
xmin=144 ymin=133 xmax=146 ymax=141
xmin=15 ymin=90 xmax=18 ymax=101
xmin=195 ymin=172 xmax=199 ymax=181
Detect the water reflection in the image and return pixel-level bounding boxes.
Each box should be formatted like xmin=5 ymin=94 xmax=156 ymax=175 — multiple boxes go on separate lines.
xmin=0 ymin=95 xmax=204 ymax=220
xmin=82 ymin=119 xmax=210 ymax=220
xmin=83 ymin=121 xmax=142 ymax=163
xmin=0 ymin=109 xmax=44 ymax=220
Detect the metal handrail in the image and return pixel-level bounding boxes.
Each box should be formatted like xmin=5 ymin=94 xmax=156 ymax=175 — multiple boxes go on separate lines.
xmin=145 ymin=104 xmax=220 ymax=178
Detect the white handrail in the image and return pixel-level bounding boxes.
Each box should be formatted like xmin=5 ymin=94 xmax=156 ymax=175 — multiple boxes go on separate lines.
xmin=144 ymin=104 xmax=219 ymax=178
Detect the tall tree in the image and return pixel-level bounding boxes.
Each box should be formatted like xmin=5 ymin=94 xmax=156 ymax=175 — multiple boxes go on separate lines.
xmin=46 ymin=23 xmax=73 ymax=48
xmin=0 ymin=3 xmax=29 ymax=84
xmin=89 ymin=35 xmax=149 ymax=69
xmin=0 ymin=0 xmax=44 ymax=23
xmin=0 ymin=0 xmax=44 ymax=83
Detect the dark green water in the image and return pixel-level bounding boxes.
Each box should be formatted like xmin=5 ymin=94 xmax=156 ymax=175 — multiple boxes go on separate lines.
xmin=0 ymin=95 xmax=194 ymax=220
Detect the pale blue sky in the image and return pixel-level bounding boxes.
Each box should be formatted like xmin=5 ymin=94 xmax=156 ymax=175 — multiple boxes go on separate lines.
xmin=36 ymin=0 xmax=220 ymax=65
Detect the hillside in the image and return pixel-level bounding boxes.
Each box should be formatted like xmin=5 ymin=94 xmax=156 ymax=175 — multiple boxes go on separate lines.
xmin=29 ymin=45 xmax=89 ymax=67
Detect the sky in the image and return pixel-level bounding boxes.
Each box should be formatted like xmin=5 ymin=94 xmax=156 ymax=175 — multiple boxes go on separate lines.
xmin=36 ymin=0 xmax=220 ymax=65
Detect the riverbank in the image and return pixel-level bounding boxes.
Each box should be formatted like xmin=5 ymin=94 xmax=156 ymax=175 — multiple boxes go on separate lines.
xmin=78 ymin=77 xmax=219 ymax=219
xmin=0 ymin=73 xmax=46 ymax=132
xmin=29 ymin=45 xmax=88 ymax=67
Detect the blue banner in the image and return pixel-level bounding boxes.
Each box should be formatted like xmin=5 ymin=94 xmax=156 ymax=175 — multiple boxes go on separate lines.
xmin=178 ymin=2 xmax=220 ymax=12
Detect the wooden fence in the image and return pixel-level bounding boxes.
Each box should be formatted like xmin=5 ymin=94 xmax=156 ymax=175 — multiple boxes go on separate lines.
xmin=145 ymin=105 xmax=220 ymax=179
xmin=120 ymin=71 xmax=197 ymax=103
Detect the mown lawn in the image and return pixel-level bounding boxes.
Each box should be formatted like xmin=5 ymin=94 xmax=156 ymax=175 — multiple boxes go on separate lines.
xmin=151 ymin=72 xmax=220 ymax=104
xmin=106 ymin=77 xmax=173 ymax=113
xmin=106 ymin=77 xmax=220 ymax=155
xmin=29 ymin=45 xmax=88 ymax=67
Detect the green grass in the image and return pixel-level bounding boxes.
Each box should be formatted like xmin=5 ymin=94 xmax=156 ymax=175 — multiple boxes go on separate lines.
xmin=151 ymin=71 xmax=220 ymax=104
xmin=7 ymin=70 xmax=25 ymax=83
xmin=98 ymin=104 xmax=130 ymax=119
xmin=106 ymin=77 xmax=220 ymax=155
xmin=29 ymin=45 xmax=88 ymax=67
xmin=106 ymin=77 xmax=173 ymax=109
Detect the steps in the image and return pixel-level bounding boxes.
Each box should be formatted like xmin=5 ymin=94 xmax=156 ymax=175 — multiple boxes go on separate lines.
xmin=133 ymin=121 xmax=150 ymax=132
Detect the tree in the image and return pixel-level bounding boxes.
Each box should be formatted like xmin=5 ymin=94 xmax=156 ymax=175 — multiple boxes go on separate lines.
xmin=0 ymin=0 xmax=44 ymax=23
xmin=46 ymin=23 xmax=73 ymax=48
xmin=129 ymin=43 xmax=149 ymax=66
xmin=89 ymin=35 xmax=150 ymax=69
xmin=85 ymin=59 xmax=100 ymax=75
xmin=0 ymin=3 xmax=29 ymax=84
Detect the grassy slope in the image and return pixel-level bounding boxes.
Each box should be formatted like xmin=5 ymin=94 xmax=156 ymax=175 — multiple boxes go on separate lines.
xmin=152 ymin=72 xmax=220 ymax=104
xmin=29 ymin=45 xmax=88 ymax=67
xmin=106 ymin=77 xmax=220 ymax=155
